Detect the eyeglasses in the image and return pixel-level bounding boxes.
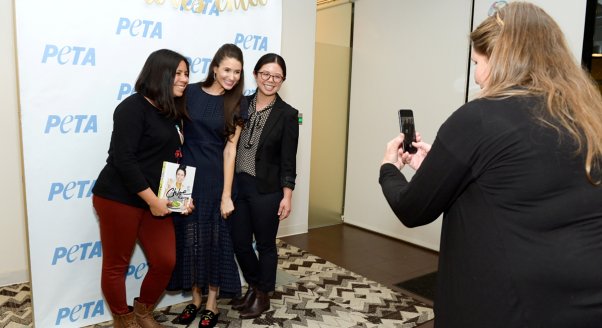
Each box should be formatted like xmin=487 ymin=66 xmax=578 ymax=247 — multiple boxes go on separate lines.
xmin=257 ymin=71 xmax=285 ymax=83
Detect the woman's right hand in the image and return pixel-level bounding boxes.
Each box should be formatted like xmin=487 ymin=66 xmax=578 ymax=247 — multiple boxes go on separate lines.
xmin=137 ymin=187 xmax=171 ymax=217
xmin=401 ymin=132 xmax=431 ymax=170
xmin=149 ymin=197 xmax=171 ymax=217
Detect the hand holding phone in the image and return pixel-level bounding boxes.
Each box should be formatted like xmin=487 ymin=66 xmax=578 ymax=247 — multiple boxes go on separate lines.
xmin=398 ymin=109 xmax=417 ymax=154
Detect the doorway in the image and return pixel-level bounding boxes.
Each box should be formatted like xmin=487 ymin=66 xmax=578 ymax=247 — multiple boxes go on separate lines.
xmin=309 ymin=0 xmax=353 ymax=228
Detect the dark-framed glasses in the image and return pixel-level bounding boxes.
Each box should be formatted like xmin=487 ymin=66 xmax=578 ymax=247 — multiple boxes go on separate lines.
xmin=257 ymin=71 xmax=285 ymax=83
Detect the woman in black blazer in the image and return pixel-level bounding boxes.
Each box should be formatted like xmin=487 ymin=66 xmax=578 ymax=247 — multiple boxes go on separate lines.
xmin=229 ymin=53 xmax=299 ymax=319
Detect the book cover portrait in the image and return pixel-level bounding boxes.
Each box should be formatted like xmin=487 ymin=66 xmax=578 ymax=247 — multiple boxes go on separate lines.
xmin=157 ymin=162 xmax=195 ymax=212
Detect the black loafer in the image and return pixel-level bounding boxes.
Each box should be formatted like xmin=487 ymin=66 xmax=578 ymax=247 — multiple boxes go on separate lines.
xmin=172 ymin=303 xmax=199 ymax=325
xmin=199 ymin=309 xmax=220 ymax=328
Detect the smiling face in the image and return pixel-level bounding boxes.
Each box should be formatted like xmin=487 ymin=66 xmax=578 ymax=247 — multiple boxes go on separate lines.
xmin=254 ymin=62 xmax=284 ymax=97
xmin=173 ymin=60 xmax=189 ymax=97
xmin=213 ymin=56 xmax=242 ymax=93
xmin=471 ymin=49 xmax=491 ymax=89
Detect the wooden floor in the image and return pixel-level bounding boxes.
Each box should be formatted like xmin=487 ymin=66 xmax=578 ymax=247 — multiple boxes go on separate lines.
xmin=281 ymin=223 xmax=438 ymax=328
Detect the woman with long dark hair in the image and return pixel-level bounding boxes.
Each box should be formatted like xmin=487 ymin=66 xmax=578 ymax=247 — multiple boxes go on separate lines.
xmin=168 ymin=43 xmax=246 ymax=328
xmin=92 ymin=48 xmax=191 ymax=328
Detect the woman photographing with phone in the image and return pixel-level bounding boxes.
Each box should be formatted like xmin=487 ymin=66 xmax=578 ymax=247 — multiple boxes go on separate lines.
xmin=380 ymin=2 xmax=602 ymax=327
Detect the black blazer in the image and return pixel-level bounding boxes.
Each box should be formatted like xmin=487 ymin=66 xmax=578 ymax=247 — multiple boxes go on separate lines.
xmin=246 ymin=93 xmax=299 ymax=193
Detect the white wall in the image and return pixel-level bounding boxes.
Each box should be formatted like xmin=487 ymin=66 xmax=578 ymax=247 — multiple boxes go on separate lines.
xmin=277 ymin=0 xmax=316 ymax=237
xmin=344 ymin=0 xmax=475 ymax=251
xmin=0 ymin=0 xmax=315 ymax=287
xmin=308 ymin=1 xmax=352 ymax=228
xmin=0 ymin=0 xmax=29 ymax=286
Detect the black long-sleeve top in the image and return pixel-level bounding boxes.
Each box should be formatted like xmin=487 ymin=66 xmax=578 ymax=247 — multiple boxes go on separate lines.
xmin=93 ymin=93 xmax=182 ymax=209
xmin=379 ymin=95 xmax=602 ymax=327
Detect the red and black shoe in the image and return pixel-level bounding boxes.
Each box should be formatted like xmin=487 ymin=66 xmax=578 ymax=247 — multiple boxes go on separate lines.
xmin=199 ymin=309 xmax=220 ymax=328
xmin=172 ymin=303 xmax=199 ymax=325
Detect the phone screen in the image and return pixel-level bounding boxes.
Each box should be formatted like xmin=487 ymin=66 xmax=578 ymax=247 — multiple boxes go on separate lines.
xmin=398 ymin=109 xmax=417 ymax=154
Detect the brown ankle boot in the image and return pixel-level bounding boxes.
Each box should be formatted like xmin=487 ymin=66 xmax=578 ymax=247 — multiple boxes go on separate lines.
xmin=231 ymin=285 xmax=256 ymax=311
xmin=112 ymin=307 xmax=141 ymax=328
xmin=133 ymin=298 xmax=163 ymax=328
xmin=239 ymin=289 xmax=270 ymax=319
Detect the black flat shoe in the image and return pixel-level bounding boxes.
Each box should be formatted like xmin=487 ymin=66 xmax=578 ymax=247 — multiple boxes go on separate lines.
xmin=172 ymin=303 xmax=199 ymax=325
xmin=199 ymin=309 xmax=219 ymax=328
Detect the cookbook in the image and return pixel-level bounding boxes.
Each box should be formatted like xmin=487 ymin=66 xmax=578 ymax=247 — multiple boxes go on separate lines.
xmin=157 ymin=161 xmax=195 ymax=212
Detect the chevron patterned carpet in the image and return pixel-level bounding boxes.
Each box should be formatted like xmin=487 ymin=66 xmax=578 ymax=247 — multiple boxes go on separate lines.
xmin=0 ymin=282 xmax=32 ymax=328
xmin=1 ymin=241 xmax=434 ymax=327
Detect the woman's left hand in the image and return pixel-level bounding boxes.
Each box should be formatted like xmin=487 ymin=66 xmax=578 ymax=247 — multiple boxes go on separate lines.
xmin=181 ymin=199 xmax=195 ymax=215
xmin=221 ymin=197 xmax=234 ymax=219
xmin=278 ymin=189 xmax=293 ymax=221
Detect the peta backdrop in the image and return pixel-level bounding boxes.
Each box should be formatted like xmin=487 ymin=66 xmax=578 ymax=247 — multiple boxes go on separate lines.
xmin=14 ymin=1 xmax=281 ymax=327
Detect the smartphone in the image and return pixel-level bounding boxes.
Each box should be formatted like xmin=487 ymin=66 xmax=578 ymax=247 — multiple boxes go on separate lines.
xmin=398 ymin=109 xmax=417 ymax=154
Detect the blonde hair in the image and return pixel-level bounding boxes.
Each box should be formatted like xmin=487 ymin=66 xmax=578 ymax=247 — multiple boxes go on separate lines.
xmin=470 ymin=1 xmax=602 ymax=185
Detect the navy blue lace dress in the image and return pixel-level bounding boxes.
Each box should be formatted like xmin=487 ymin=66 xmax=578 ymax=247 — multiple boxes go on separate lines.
xmin=167 ymin=83 xmax=245 ymax=298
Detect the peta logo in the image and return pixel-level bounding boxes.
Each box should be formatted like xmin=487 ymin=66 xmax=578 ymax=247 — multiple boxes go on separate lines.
xmin=41 ymin=45 xmax=95 ymax=66
xmin=117 ymin=83 xmax=135 ymax=100
xmin=48 ymin=180 xmax=95 ymax=201
xmin=234 ymin=33 xmax=268 ymax=51
xmin=127 ymin=262 xmax=148 ymax=280
xmin=186 ymin=56 xmax=212 ymax=75
xmin=44 ymin=115 xmax=97 ymax=134
xmin=51 ymin=241 xmax=102 ymax=265
xmin=56 ymin=299 xmax=105 ymax=325
xmin=116 ymin=17 xmax=162 ymax=39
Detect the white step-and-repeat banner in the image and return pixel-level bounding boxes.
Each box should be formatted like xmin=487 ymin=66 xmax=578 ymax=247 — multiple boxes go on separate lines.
xmin=14 ymin=1 xmax=281 ymax=327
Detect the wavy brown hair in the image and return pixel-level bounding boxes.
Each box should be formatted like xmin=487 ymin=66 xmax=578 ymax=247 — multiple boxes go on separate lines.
xmin=470 ymin=2 xmax=602 ymax=185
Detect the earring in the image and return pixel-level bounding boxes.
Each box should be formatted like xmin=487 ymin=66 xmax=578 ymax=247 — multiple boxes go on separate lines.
xmin=214 ymin=72 xmax=217 ymax=80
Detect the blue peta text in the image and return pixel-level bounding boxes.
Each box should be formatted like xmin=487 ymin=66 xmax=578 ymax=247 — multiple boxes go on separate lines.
xmin=42 ymin=45 xmax=95 ymax=66
xmin=56 ymin=299 xmax=104 ymax=325
xmin=116 ymin=17 xmax=162 ymax=39
xmin=52 ymin=241 xmax=101 ymax=265
xmin=48 ymin=180 xmax=95 ymax=201
xmin=45 ymin=115 xmax=97 ymax=134
xmin=234 ymin=33 xmax=268 ymax=51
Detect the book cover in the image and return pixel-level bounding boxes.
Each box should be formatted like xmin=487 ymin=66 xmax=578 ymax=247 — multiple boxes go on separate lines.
xmin=157 ymin=161 xmax=195 ymax=213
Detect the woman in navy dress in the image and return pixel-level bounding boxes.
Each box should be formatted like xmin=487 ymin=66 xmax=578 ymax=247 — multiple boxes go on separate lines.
xmin=168 ymin=43 xmax=246 ymax=328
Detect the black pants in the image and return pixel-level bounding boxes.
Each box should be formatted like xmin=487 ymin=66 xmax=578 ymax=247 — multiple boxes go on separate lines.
xmin=230 ymin=173 xmax=281 ymax=293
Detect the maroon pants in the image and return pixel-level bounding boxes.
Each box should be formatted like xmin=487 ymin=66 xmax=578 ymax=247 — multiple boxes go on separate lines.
xmin=93 ymin=195 xmax=175 ymax=314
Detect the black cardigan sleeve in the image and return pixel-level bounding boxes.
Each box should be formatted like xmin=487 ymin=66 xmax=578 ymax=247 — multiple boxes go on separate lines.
xmin=280 ymin=102 xmax=299 ymax=190
xmin=379 ymin=104 xmax=483 ymax=227
xmin=110 ymin=97 xmax=150 ymax=194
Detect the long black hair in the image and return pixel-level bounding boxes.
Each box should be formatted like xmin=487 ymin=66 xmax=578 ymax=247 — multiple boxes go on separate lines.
xmin=135 ymin=49 xmax=189 ymax=120
xmin=202 ymin=43 xmax=245 ymax=138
